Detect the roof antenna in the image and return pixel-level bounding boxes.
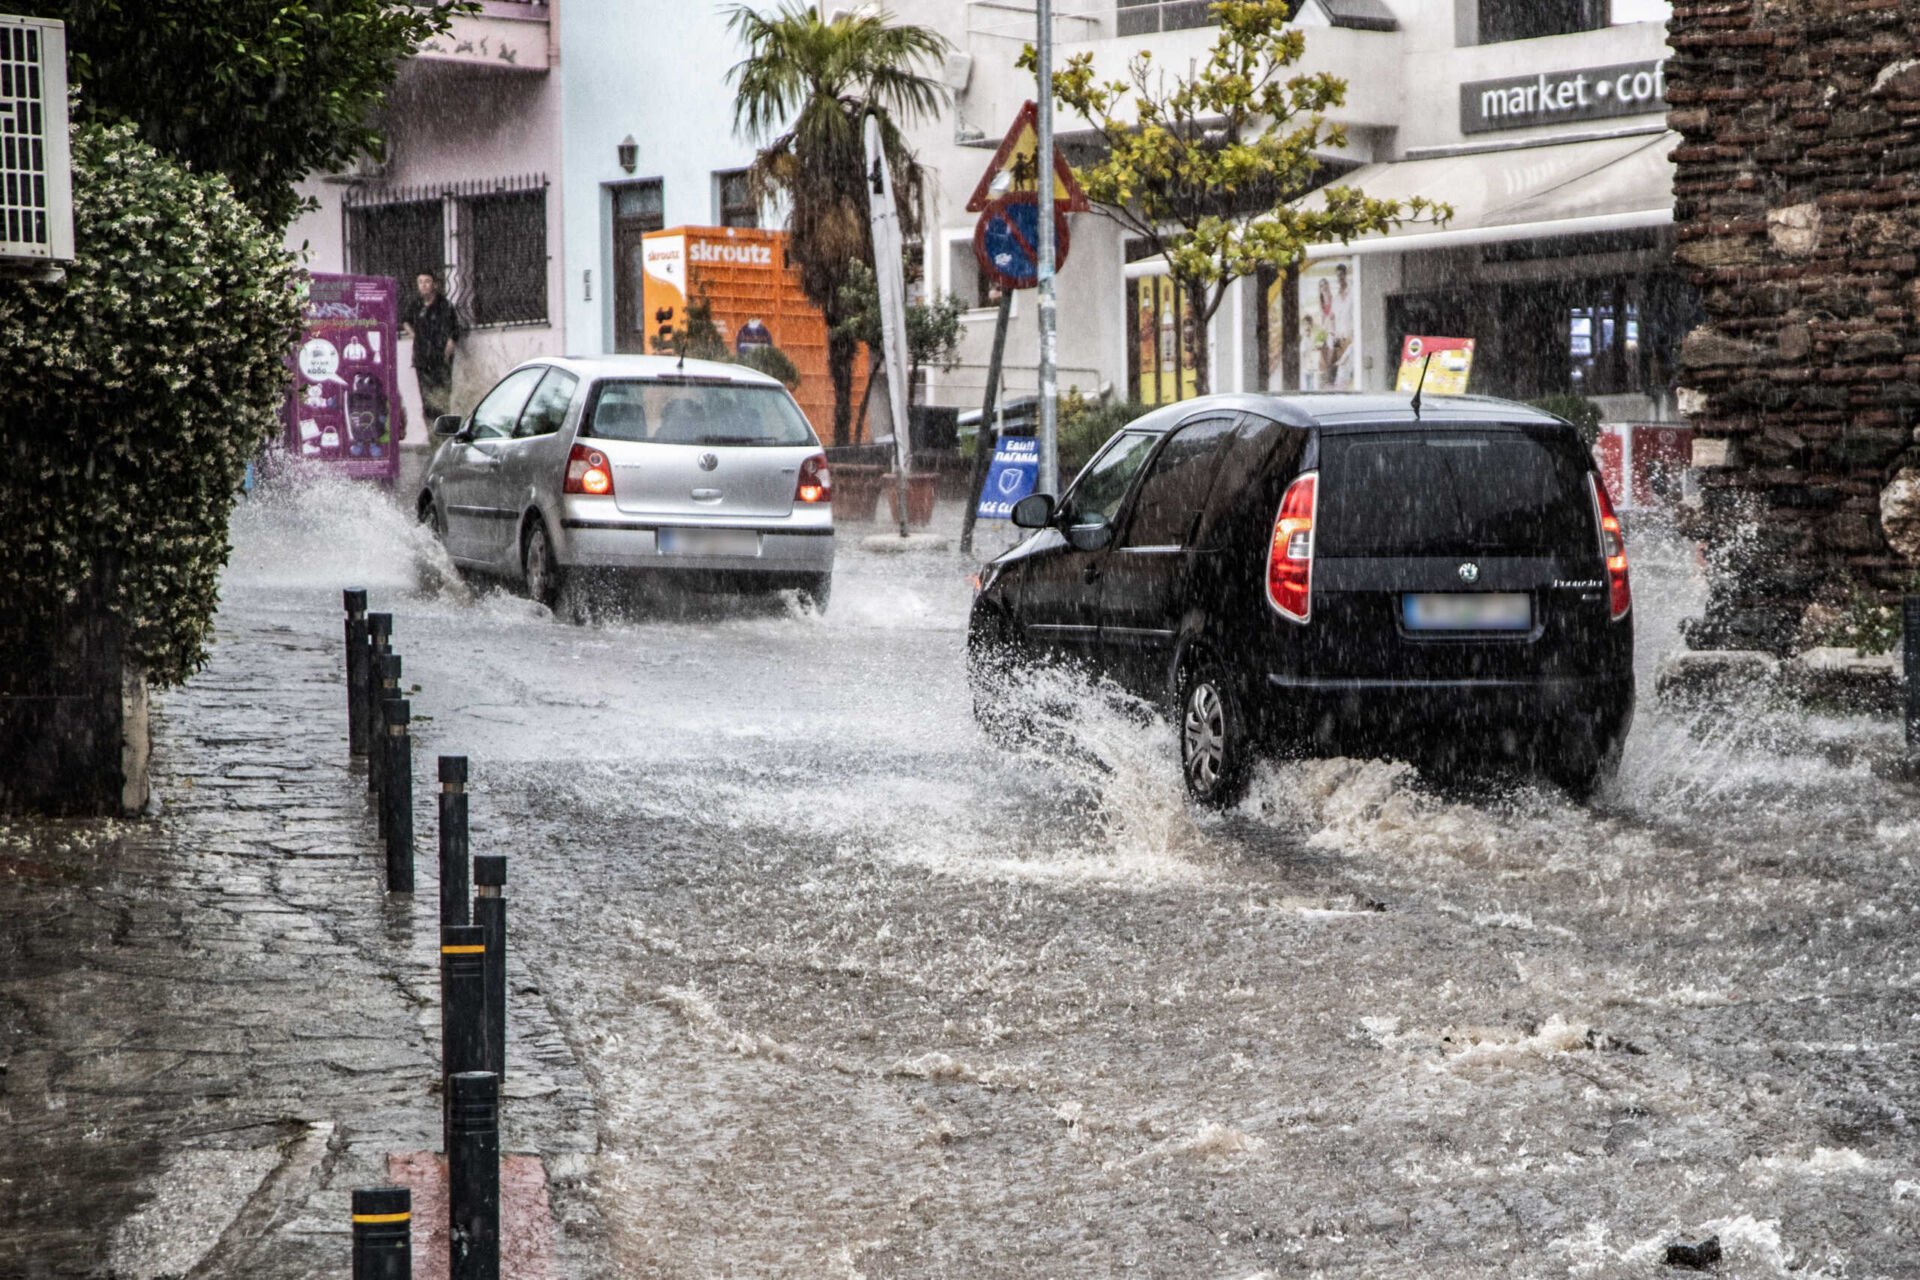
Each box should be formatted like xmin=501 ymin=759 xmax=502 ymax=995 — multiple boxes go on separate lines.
xmin=1409 ymin=352 xmax=1434 ymax=421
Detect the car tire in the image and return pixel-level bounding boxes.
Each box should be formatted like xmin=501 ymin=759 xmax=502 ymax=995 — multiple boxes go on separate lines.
xmin=967 ymin=610 xmax=1030 ymax=749
xmin=797 ymin=573 xmax=832 ymax=614
xmin=522 ymin=518 xmax=566 ymax=611
xmin=1542 ymin=728 xmax=1623 ymax=802
xmin=1179 ymin=660 xmax=1253 ymax=808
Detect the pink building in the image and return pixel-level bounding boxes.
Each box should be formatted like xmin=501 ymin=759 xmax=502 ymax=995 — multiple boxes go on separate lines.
xmin=287 ymin=0 xmax=564 ymax=442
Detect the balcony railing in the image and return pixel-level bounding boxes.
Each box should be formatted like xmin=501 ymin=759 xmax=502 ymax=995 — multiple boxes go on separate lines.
xmin=1115 ymin=0 xmax=1217 ymax=36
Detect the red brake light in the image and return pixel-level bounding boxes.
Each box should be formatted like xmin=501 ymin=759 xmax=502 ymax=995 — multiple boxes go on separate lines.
xmin=565 ymin=444 xmax=613 ymax=496
xmin=795 ymin=452 xmax=831 ymax=504
xmin=1591 ymin=474 xmax=1630 ymax=620
xmin=1267 ymin=472 xmax=1317 ymax=623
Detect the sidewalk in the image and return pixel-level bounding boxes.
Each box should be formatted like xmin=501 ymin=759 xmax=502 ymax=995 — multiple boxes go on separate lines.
xmin=0 ymin=599 xmax=595 ymax=1278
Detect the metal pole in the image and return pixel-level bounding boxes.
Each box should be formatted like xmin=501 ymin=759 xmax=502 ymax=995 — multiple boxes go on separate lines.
xmin=1035 ymin=0 xmax=1060 ymax=497
xmin=382 ymin=699 xmax=414 ymax=894
xmin=439 ymin=756 xmax=471 ymax=928
xmin=1905 ymin=596 xmax=1920 ymax=750
xmin=350 ymin=1186 xmax=412 ymax=1280
xmin=473 ymin=854 xmax=507 ymax=1084
xmin=440 ymin=924 xmax=487 ymax=1154
xmin=447 ymin=1071 xmax=500 ymax=1280
xmin=344 ymin=589 xmax=369 ymax=756
xmin=959 ymin=290 xmax=1016 ymax=556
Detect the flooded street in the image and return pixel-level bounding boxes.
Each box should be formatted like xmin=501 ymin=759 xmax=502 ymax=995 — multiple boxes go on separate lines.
xmin=217 ymin=479 xmax=1920 ymax=1278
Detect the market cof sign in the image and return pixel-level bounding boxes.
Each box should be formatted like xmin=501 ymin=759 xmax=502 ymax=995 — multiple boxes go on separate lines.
xmin=1461 ymin=59 xmax=1667 ymax=135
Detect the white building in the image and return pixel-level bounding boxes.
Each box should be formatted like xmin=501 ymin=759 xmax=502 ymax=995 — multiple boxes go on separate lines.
xmin=895 ymin=0 xmax=1680 ymax=425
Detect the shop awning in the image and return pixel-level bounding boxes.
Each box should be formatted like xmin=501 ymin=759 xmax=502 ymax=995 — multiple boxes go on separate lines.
xmin=1300 ymin=130 xmax=1677 ymax=258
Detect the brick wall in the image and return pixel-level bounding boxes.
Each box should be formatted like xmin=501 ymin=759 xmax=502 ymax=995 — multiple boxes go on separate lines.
xmin=1669 ymin=0 xmax=1920 ymax=653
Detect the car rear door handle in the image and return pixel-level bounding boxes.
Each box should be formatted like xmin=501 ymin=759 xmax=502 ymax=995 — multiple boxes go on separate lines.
xmin=691 ymin=488 xmax=723 ymax=502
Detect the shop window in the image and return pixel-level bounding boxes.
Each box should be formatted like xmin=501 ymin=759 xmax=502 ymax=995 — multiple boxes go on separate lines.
xmin=1126 ymin=274 xmax=1201 ymax=406
xmin=1116 ymin=0 xmax=1216 ymax=37
xmin=715 ymin=169 xmax=757 ymax=228
xmin=1478 ymin=0 xmax=1607 ymax=43
xmin=345 ymin=176 xmax=549 ymax=329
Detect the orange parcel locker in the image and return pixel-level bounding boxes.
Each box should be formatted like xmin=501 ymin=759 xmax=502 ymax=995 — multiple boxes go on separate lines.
xmin=643 ymin=226 xmax=866 ymax=444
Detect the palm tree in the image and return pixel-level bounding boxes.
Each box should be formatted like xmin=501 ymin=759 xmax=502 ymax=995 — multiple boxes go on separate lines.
xmin=727 ymin=2 xmax=949 ymax=447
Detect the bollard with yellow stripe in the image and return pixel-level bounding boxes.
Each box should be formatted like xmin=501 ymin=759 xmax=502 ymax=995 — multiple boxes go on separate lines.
xmin=440 ymin=923 xmax=488 ymax=1155
xmin=350 ymin=1185 xmax=410 ymax=1279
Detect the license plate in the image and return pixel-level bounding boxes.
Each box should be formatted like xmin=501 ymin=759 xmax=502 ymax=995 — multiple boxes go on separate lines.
xmin=656 ymin=528 xmax=761 ymax=558
xmin=1403 ymin=592 xmax=1532 ymax=632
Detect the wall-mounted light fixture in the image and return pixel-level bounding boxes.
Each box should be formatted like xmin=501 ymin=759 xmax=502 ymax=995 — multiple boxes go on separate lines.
xmin=617 ymin=135 xmax=638 ymax=174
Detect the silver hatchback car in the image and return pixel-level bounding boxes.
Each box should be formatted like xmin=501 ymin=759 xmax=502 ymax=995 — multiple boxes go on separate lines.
xmin=418 ymin=355 xmax=834 ymax=610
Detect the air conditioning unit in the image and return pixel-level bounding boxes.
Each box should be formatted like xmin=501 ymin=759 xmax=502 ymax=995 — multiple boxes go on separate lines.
xmin=0 ymin=14 xmax=74 ymax=275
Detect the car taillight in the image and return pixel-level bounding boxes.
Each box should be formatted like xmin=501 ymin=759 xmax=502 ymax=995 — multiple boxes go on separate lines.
xmin=565 ymin=444 xmax=613 ymax=496
xmin=1266 ymin=472 xmax=1317 ymax=623
xmin=1591 ymin=473 xmax=1631 ymax=620
xmin=795 ymin=452 xmax=831 ymax=504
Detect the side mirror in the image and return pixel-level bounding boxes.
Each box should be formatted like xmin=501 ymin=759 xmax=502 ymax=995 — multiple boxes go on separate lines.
xmin=1066 ymin=519 xmax=1114 ymax=552
xmin=432 ymin=414 xmax=465 ymax=440
xmin=1010 ymin=493 xmax=1056 ymax=529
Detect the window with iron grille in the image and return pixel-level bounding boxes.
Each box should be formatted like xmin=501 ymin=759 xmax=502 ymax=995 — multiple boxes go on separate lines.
xmin=715 ymin=169 xmax=757 ymax=228
xmin=343 ymin=175 xmax=548 ymax=328
xmin=344 ymin=198 xmax=445 ymax=293
xmin=457 ymin=188 xmax=546 ymax=325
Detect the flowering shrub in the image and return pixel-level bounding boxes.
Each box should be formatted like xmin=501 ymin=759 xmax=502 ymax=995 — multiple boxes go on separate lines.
xmin=0 ymin=120 xmax=304 ymax=686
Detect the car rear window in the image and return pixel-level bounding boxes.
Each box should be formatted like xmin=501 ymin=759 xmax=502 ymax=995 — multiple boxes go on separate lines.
xmin=584 ymin=378 xmax=817 ymax=447
xmin=1317 ymin=427 xmax=1597 ymax=558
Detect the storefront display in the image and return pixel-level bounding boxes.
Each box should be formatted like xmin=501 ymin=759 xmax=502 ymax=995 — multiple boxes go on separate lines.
xmin=282 ymin=273 xmax=400 ymax=482
xmin=1297 ymin=257 xmax=1359 ymax=391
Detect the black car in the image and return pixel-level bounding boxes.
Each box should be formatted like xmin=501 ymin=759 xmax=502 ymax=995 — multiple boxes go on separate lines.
xmin=966 ymin=393 xmax=1634 ymax=804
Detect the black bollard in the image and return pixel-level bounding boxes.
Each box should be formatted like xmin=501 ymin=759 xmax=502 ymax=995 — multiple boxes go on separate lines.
xmin=447 ymin=1071 xmax=500 ymax=1280
xmin=364 ymin=612 xmax=393 ymax=771
xmin=370 ymin=652 xmax=401 ymax=803
xmin=439 ymin=756 xmax=471 ymax=928
xmin=473 ymin=854 xmax=507 ymax=1083
xmin=440 ymin=924 xmax=488 ymax=1153
xmin=350 ymin=1185 xmax=412 ymax=1280
xmin=1906 ymin=596 xmax=1920 ymax=750
xmin=344 ymin=589 xmax=370 ymax=757
xmin=382 ymin=698 xmax=414 ymax=893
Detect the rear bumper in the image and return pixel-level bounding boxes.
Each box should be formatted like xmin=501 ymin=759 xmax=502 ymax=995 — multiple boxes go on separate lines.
xmin=1261 ymin=670 xmax=1633 ymax=747
xmin=557 ymin=515 xmax=834 ymax=575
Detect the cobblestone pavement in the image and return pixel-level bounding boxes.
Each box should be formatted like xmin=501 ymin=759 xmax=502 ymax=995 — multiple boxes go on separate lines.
xmin=0 ymin=608 xmax=598 ymax=1279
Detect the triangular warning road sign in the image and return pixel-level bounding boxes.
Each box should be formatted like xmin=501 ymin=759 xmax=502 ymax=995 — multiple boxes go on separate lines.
xmin=965 ymin=100 xmax=1091 ymax=213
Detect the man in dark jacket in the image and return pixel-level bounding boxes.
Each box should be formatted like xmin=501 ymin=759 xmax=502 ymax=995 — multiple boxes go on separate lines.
xmin=402 ymin=271 xmax=463 ymax=429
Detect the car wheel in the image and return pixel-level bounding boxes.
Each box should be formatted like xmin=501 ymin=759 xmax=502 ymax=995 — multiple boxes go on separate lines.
xmin=967 ymin=610 xmax=1030 ymax=749
xmin=797 ymin=573 xmax=832 ymax=614
xmin=522 ymin=519 xmax=565 ymax=611
xmin=1541 ymin=728 xmax=1623 ymax=802
xmin=1179 ymin=661 xmax=1252 ymax=808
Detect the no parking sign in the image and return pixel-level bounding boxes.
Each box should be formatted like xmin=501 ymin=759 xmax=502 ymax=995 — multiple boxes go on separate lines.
xmin=976 ymin=436 xmax=1040 ymax=519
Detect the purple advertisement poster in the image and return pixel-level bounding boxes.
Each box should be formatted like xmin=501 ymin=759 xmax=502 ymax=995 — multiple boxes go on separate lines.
xmin=283 ymin=273 xmax=401 ymax=481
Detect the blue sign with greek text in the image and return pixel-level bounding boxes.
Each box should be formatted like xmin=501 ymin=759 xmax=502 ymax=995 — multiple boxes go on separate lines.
xmin=976 ymin=435 xmax=1040 ymax=519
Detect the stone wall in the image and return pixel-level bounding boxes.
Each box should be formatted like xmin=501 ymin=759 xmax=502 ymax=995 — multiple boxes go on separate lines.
xmin=1669 ymin=0 xmax=1920 ymax=653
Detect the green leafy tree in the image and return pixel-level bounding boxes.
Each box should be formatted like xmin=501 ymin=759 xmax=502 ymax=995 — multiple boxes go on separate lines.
xmin=833 ymin=260 xmax=966 ymax=413
xmin=727 ymin=2 xmax=949 ymax=446
xmin=0 ymin=121 xmax=303 ymax=692
xmin=16 ymin=0 xmax=468 ymax=231
xmin=1024 ymin=0 xmax=1447 ymax=394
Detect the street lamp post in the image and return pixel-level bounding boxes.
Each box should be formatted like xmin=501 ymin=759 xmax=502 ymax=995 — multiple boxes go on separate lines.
xmin=1036 ymin=0 xmax=1059 ymax=496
